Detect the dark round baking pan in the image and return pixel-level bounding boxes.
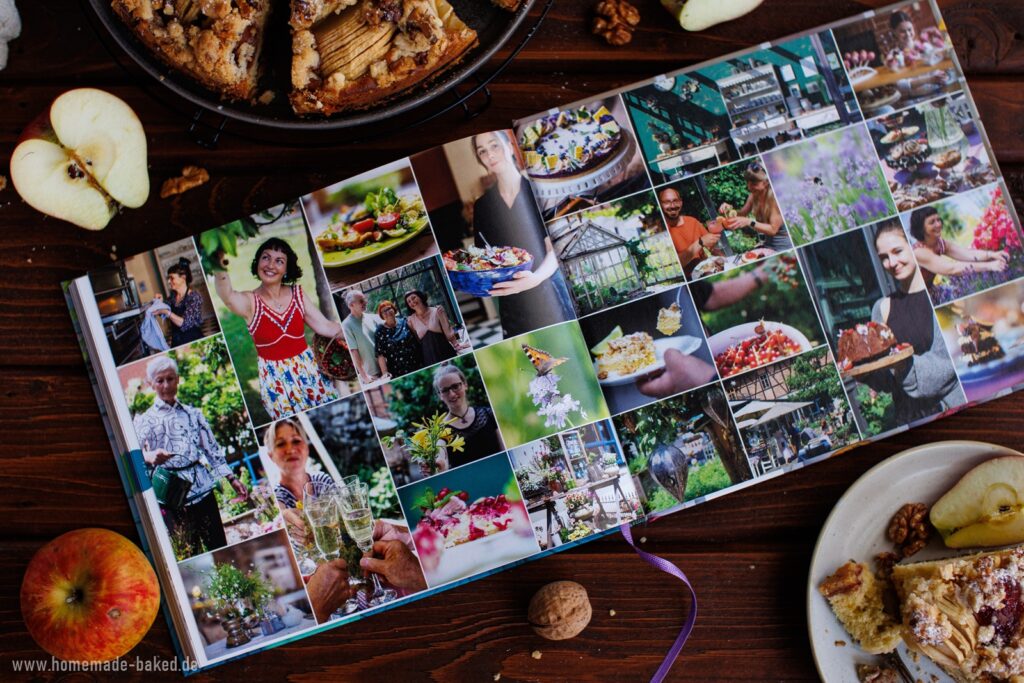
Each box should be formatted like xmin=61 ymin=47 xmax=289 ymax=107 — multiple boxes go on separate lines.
xmin=84 ymin=0 xmax=539 ymax=131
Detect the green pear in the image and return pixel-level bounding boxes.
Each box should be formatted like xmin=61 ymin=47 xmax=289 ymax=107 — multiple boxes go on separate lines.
xmin=930 ymin=456 xmax=1024 ymax=548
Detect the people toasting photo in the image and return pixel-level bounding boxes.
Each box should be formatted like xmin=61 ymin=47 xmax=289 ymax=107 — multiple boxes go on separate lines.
xmin=263 ymin=418 xmax=426 ymax=622
xmin=213 ymin=238 xmax=341 ymax=420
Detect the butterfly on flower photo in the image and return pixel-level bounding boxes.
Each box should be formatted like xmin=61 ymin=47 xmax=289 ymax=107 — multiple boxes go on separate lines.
xmin=475 ymin=322 xmax=611 ymax=449
xmin=522 ymin=344 xmax=567 ymax=376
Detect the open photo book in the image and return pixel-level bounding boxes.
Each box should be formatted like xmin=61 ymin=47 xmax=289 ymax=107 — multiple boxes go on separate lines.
xmin=64 ymin=0 xmax=1024 ymax=672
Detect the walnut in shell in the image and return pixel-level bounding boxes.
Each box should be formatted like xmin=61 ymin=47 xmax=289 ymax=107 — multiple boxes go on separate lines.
xmin=527 ymin=581 xmax=592 ymax=640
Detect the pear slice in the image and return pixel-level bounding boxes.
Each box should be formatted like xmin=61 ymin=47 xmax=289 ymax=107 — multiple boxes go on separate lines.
xmin=659 ymin=0 xmax=765 ymax=32
xmin=930 ymin=456 xmax=1024 ymax=548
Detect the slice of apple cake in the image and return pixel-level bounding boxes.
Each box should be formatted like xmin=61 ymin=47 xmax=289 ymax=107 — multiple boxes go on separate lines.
xmin=289 ymin=0 xmax=478 ymax=114
xmin=891 ymin=547 xmax=1024 ymax=682
xmin=111 ymin=0 xmax=270 ymax=101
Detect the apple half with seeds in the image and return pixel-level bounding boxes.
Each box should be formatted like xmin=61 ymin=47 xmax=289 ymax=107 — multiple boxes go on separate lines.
xmin=10 ymin=88 xmax=149 ymax=230
xmin=931 ymin=456 xmax=1024 ymax=548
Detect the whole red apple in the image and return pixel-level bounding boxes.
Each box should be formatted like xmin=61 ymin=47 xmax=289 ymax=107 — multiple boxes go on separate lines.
xmin=20 ymin=528 xmax=160 ymax=662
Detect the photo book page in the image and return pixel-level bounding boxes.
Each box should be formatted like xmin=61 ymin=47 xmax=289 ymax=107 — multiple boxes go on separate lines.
xmin=65 ymin=0 xmax=1024 ymax=672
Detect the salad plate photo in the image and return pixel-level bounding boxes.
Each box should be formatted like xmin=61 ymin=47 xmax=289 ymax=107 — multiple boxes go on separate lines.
xmin=443 ymin=246 xmax=534 ymax=297
xmin=315 ymin=187 xmax=431 ymax=268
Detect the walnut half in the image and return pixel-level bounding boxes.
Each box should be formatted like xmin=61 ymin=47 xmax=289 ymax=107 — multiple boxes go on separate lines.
xmin=592 ymin=0 xmax=639 ymax=47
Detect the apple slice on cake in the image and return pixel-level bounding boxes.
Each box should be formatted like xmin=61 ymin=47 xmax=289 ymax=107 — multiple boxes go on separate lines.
xmin=289 ymin=0 xmax=478 ymax=115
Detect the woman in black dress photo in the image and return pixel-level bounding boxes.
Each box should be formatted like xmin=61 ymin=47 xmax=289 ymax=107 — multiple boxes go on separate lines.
xmin=471 ymin=130 xmax=575 ymax=337
xmin=433 ymin=364 xmax=503 ymax=467
xmin=860 ymin=222 xmax=965 ymax=424
xmin=374 ymin=300 xmax=424 ymax=380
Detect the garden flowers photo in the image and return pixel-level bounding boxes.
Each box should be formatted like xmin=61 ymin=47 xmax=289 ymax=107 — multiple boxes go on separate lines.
xmin=764 ymin=124 xmax=894 ymax=245
xmin=475 ymin=321 xmax=610 ymax=448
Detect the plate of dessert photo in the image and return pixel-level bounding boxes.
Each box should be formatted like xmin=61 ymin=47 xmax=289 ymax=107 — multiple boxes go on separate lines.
xmin=707 ymin=320 xmax=811 ymax=378
xmin=836 ymin=321 xmax=914 ymax=378
xmin=955 ymin=318 xmax=1024 ymax=387
xmin=808 ymin=440 xmax=1024 ymax=683
xmin=315 ymin=186 xmax=431 ymax=267
xmin=519 ymin=104 xmax=637 ymax=200
xmin=589 ymin=325 xmax=702 ymax=386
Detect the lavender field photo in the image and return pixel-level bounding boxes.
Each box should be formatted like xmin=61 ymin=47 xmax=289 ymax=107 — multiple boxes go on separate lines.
xmin=764 ymin=125 xmax=895 ymax=246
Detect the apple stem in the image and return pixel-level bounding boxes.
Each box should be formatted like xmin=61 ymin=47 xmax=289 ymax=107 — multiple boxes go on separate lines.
xmin=65 ymin=588 xmax=83 ymax=605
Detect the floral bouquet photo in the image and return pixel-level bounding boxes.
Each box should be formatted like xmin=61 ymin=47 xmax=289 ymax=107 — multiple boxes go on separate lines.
xmin=382 ymin=411 xmax=466 ymax=477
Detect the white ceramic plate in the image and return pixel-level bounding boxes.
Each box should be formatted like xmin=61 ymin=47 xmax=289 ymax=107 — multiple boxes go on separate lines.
xmin=594 ymin=335 xmax=703 ymax=386
xmin=807 ymin=440 xmax=1024 ymax=682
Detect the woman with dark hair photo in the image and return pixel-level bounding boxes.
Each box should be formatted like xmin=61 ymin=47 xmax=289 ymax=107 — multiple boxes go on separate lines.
xmin=404 ymin=289 xmax=458 ymax=366
xmin=213 ymin=237 xmax=342 ymax=419
xmin=908 ymin=205 xmax=1008 ymax=291
xmin=859 ymin=222 xmax=965 ymax=423
xmin=153 ymin=257 xmax=205 ymax=348
xmin=471 ymin=130 xmax=575 ymax=337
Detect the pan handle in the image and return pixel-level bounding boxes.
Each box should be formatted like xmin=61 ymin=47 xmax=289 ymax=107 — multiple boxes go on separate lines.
xmin=187 ymin=109 xmax=228 ymax=149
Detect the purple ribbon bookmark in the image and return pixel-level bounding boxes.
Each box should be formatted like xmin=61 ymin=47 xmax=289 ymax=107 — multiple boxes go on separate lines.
xmin=619 ymin=523 xmax=697 ymax=683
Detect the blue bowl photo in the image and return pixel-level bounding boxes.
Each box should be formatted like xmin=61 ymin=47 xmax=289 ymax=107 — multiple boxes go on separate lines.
xmin=446 ymin=259 xmax=534 ymax=297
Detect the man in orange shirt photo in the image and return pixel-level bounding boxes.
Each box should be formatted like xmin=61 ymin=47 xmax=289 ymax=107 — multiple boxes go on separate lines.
xmin=657 ymin=186 xmax=720 ymax=273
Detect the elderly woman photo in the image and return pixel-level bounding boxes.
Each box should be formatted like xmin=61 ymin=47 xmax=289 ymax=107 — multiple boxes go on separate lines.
xmin=213 ymin=237 xmax=342 ymax=420
xmin=433 ymin=364 xmax=504 ymax=467
xmin=374 ymin=299 xmax=424 ymax=379
xmin=134 ymin=355 xmax=246 ymax=555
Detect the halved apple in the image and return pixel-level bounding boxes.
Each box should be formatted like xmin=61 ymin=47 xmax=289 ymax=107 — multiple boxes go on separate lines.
xmin=10 ymin=88 xmax=149 ymax=230
xmin=930 ymin=456 xmax=1024 ymax=548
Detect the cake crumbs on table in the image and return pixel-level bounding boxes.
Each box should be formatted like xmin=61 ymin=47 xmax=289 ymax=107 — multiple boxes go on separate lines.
xmin=531 ymin=650 xmax=542 ymax=660
xmin=834 ymin=640 xmax=846 ymax=647
xmin=0 ymin=175 xmax=7 ymax=191
xmin=493 ymin=674 xmax=501 ymax=681
xmin=609 ymin=609 xmax=616 ymax=616
xmin=640 ymin=536 xmax=647 ymax=543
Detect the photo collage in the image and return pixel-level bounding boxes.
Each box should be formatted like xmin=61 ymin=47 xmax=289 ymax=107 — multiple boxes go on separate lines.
xmin=85 ymin=0 xmax=1024 ymax=664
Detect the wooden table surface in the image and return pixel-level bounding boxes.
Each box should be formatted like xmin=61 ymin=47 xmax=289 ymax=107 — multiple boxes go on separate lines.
xmin=2 ymin=0 xmax=1022 ymax=680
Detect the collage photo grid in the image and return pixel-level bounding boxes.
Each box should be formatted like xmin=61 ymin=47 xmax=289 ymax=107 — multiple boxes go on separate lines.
xmin=84 ymin=0 xmax=1024 ymax=663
